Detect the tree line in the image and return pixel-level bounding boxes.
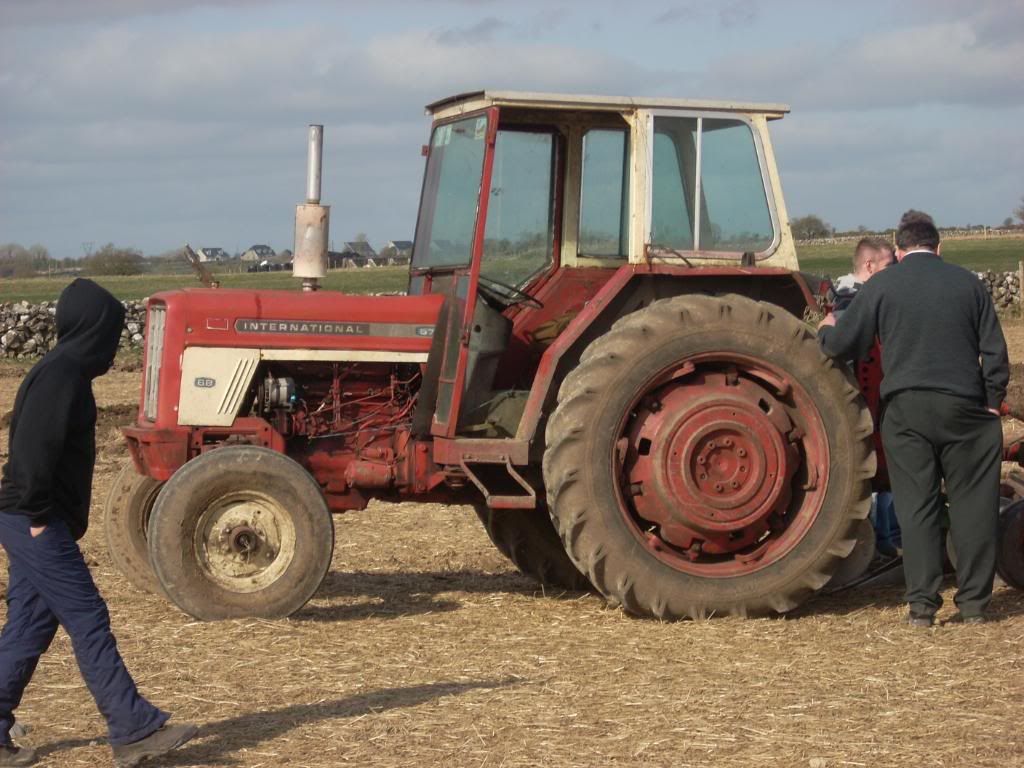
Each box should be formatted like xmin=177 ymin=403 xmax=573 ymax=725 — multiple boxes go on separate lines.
xmin=792 ymin=197 xmax=1024 ymax=241
xmin=0 ymin=243 xmax=143 ymax=278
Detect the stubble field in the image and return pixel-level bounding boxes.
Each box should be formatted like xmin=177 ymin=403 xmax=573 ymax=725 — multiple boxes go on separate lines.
xmin=0 ymin=328 xmax=1022 ymax=767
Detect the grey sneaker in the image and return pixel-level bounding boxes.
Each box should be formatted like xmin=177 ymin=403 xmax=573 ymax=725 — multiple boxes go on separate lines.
xmin=904 ymin=612 xmax=934 ymax=628
xmin=944 ymin=612 xmax=986 ymax=625
xmin=112 ymin=723 xmax=198 ymax=768
xmin=0 ymin=745 xmax=36 ymax=767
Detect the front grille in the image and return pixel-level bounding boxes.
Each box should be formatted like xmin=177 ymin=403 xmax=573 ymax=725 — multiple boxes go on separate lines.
xmin=143 ymin=303 xmax=166 ymax=421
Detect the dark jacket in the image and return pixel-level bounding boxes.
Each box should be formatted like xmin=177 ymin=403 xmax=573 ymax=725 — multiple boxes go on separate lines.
xmin=0 ymin=279 xmax=125 ymax=539
xmin=818 ymin=251 xmax=1009 ymax=409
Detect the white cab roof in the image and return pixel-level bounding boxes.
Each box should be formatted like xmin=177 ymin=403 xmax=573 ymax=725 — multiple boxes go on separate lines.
xmin=426 ymin=90 xmax=790 ymax=120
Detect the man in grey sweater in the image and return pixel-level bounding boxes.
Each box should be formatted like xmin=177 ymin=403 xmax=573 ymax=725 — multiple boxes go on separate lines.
xmin=817 ymin=211 xmax=1008 ymax=626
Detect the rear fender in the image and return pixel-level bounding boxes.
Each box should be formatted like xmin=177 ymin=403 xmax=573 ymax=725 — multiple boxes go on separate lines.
xmin=515 ymin=264 xmax=820 ymax=454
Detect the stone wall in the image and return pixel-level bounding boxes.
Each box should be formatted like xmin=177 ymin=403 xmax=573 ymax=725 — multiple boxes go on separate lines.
xmin=976 ymin=270 xmax=1021 ymax=311
xmin=0 ymin=300 xmax=146 ymax=359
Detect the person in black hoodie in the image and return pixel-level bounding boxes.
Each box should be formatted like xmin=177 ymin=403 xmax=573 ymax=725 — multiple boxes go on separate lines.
xmin=0 ymin=279 xmax=196 ymax=767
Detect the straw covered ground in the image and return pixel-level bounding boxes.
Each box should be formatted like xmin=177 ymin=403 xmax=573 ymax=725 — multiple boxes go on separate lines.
xmin=0 ymin=332 xmax=1022 ymax=767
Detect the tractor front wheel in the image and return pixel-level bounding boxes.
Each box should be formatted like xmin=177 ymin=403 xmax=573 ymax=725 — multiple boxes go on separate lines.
xmin=104 ymin=461 xmax=163 ymax=594
xmin=543 ymin=294 xmax=875 ymax=619
xmin=148 ymin=446 xmax=334 ymax=620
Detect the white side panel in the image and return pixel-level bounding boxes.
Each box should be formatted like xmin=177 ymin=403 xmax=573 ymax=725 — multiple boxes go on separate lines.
xmin=178 ymin=348 xmax=260 ymax=427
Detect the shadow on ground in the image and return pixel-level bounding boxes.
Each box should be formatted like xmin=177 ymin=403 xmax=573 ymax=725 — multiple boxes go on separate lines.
xmin=41 ymin=679 xmax=519 ymax=765
xmin=294 ymin=569 xmax=592 ymax=622
xmin=791 ymin=569 xmax=1024 ymax=621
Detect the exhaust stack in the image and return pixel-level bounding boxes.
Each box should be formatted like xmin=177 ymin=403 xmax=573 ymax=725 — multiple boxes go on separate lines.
xmin=293 ymin=124 xmax=329 ymax=292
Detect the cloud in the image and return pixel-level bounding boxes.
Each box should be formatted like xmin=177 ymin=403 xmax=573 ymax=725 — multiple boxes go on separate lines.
xmin=0 ymin=0 xmax=279 ymax=26
xmin=718 ymin=0 xmax=757 ymax=29
xmin=1 ymin=0 xmax=1019 ymax=256
xmin=652 ymin=5 xmax=706 ymax=25
xmin=773 ymin=105 xmax=1024 ymax=229
xmin=0 ymin=17 xmax=666 ymax=255
xmin=652 ymin=1 xmax=757 ymax=28
xmin=697 ymin=7 xmax=1024 ymax=110
xmin=433 ymin=17 xmax=511 ymax=45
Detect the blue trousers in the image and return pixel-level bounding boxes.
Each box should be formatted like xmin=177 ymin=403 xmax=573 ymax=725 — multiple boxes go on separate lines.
xmin=0 ymin=513 xmax=167 ymax=746
xmin=872 ymin=491 xmax=902 ymax=556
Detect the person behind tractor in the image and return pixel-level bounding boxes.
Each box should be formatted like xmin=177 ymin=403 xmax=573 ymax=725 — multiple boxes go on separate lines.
xmin=817 ymin=211 xmax=1008 ymax=627
xmin=831 ymin=236 xmax=895 ymax=316
xmin=831 ymin=237 xmax=902 ymax=559
xmin=0 ymin=279 xmax=197 ymax=766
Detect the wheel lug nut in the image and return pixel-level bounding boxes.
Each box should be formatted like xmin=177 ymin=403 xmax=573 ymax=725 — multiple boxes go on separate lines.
xmin=699 ymin=473 xmax=707 ymax=480
xmin=697 ymin=456 xmax=706 ymax=465
xmin=737 ymin=449 xmax=747 ymax=457
xmin=714 ymin=483 xmax=724 ymax=493
xmin=730 ymin=481 xmax=739 ymax=489
xmin=723 ymin=438 xmax=733 ymax=447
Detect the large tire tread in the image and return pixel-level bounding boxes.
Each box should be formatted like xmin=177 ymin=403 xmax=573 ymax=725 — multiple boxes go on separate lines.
xmin=543 ymin=294 xmax=875 ymax=620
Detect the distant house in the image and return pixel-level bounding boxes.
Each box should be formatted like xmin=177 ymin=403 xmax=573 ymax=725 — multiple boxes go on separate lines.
xmin=330 ymin=241 xmax=378 ymax=268
xmin=240 ymin=244 xmax=276 ymax=263
xmin=380 ymin=240 xmax=413 ymax=265
xmin=196 ymin=247 xmax=229 ymax=263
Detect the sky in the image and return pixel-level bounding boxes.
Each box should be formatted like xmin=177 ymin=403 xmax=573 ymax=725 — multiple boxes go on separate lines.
xmin=1 ymin=0 xmax=1022 ymax=259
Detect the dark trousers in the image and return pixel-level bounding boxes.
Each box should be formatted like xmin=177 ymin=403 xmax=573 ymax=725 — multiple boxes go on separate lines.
xmin=881 ymin=390 xmax=1002 ymax=617
xmin=0 ymin=513 xmax=167 ymax=745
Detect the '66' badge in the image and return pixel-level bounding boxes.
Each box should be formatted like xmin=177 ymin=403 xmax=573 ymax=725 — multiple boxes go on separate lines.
xmin=194 ymin=377 xmax=216 ymax=389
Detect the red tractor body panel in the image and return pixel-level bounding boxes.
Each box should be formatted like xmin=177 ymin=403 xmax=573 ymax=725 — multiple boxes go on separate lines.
xmin=125 ymin=288 xmax=445 ymax=487
xmin=139 ymin=288 xmax=443 ymax=427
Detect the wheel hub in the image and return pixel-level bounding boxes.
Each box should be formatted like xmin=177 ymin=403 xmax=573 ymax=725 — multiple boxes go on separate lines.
xmin=225 ymin=524 xmax=261 ymax=556
xmin=195 ymin=493 xmax=297 ymax=593
xmin=622 ymin=365 xmax=811 ymax=569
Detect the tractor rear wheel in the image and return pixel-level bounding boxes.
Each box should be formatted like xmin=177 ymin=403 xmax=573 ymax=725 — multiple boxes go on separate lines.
xmin=148 ymin=446 xmax=334 ymax=620
xmin=104 ymin=461 xmax=163 ymax=594
xmin=473 ymin=502 xmax=591 ymax=591
xmin=543 ymin=294 xmax=875 ymax=619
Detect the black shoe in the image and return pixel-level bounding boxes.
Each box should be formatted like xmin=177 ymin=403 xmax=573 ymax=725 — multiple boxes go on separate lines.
xmin=945 ymin=612 xmax=986 ymax=625
xmin=904 ymin=612 xmax=934 ymax=628
xmin=112 ymin=723 xmax=198 ymax=768
xmin=0 ymin=745 xmax=36 ymax=767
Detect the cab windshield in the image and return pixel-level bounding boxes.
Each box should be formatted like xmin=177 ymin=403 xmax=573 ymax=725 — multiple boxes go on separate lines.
xmin=411 ymin=115 xmax=489 ymax=270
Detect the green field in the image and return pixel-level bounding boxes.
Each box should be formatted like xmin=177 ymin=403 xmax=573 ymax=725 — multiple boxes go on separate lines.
xmin=797 ymin=237 xmax=1024 ymax=276
xmin=0 ymin=268 xmax=411 ymax=303
xmin=2 ymin=238 xmax=1022 ymax=303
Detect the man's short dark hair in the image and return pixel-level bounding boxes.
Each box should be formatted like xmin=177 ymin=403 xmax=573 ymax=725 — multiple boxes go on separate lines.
xmin=853 ymin=236 xmax=895 ymax=271
xmin=896 ymin=210 xmax=940 ymax=250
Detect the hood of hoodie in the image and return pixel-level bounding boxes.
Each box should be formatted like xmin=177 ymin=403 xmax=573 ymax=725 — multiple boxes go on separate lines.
xmin=55 ymin=278 xmax=126 ymax=378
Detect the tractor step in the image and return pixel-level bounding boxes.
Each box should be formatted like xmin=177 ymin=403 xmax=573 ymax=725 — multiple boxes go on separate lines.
xmin=459 ymin=457 xmax=537 ymax=510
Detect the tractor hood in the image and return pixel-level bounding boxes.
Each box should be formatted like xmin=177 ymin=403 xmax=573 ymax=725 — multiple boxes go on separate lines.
xmin=147 ymin=288 xmax=444 ymax=356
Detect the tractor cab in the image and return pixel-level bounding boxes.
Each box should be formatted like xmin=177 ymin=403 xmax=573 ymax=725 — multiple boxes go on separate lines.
xmin=407 ymin=91 xmax=801 ymax=446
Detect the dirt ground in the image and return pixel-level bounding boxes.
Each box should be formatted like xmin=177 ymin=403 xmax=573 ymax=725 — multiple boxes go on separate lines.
xmin=0 ymin=327 xmax=1022 ymax=768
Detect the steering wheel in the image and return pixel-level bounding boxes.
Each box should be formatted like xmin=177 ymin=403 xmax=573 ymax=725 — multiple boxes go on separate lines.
xmin=476 ymin=275 xmax=544 ymax=310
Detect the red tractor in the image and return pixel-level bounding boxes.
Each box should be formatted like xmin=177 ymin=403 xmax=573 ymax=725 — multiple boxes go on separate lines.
xmin=108 ymin=90 xmax=885 ymax=621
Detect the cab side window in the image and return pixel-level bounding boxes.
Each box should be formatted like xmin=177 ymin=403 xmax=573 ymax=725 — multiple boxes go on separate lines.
xmin=579 ymin=129 xmax=629 ymax=258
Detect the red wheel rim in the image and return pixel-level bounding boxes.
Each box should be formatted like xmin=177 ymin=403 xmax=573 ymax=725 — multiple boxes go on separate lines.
xmin=615 ymin=354 xmax=829 ymax=577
